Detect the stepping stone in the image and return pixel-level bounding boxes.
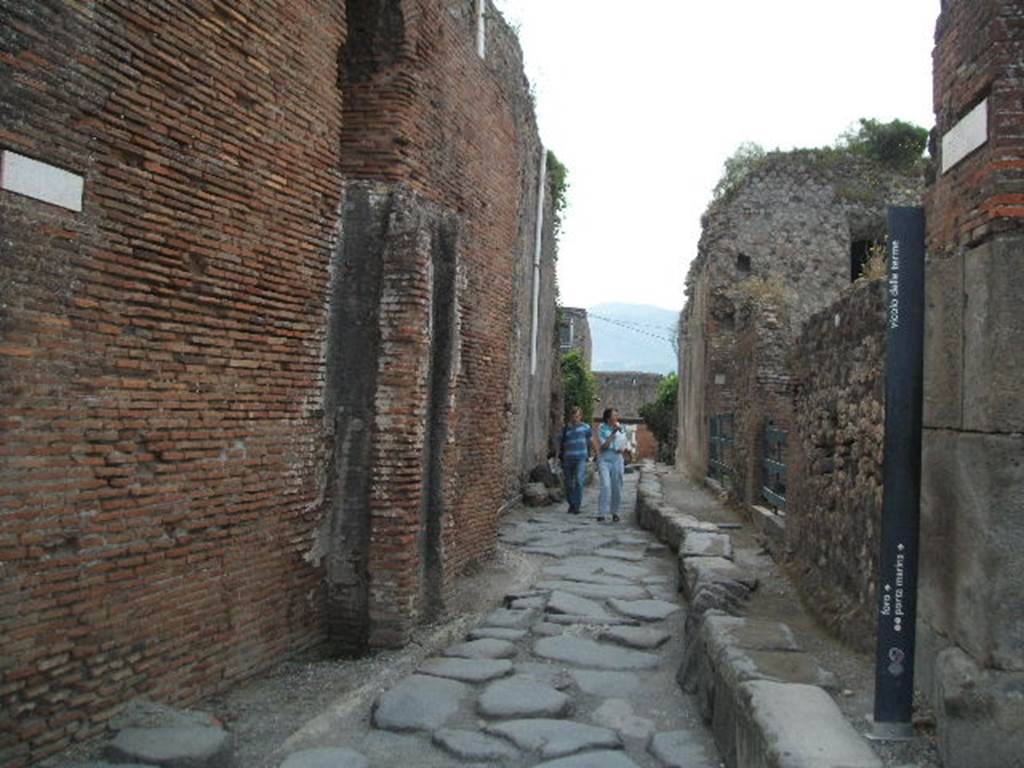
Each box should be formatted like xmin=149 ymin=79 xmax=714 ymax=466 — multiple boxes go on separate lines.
xmin=483 ymin=719 xmax=622 ymax=758
xmin=432 ymin=729 xmax=520 ymax=761
xmin=592 ymin=698 xmax=655 ymax=739
xmin=534 ymin=636 xmax=659 ymax=670
xmin=469 ymin=627 xmax=528 ymax=642
xmin=571 ymin=670 xmax=641 ymax=697
xmin=418 ymin=658 xmax=513 ymax=683
xmin=485 ymin=608 xmax=536 ymax=628
xmin=443 ymin=638 xmax=517 ymax=659
xmin=280 ymin=748 xmax=370 ymax=768
xmin=547 ymin=591 xmax=613 ymax=620
xmin=478 ymin=675 xmax=573 ymax=719
xmin=600 ymin=626 xmax=672 ymax=650
xmin=104 ymin=726 xmax=231 ymax=767
xmin=609 ymin=598 xmax=680 ymax=622
xmin=594 ymin=548 xmax=647 ymax=562
xmin=536 ymin=581 xmax=649 ymax=601
xmin=511 ymin=596 xmax=548 ymax=609
xmin=648 ymin=730 xmax=717 ymax=768
xmin=372 ymin=674 xmax=468 ymax=732
xmin=534 ymin=753 xmax=641 ymax=768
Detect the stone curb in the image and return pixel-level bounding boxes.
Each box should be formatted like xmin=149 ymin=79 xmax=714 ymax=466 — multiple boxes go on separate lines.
xmin=635 ymin=466 xmax=881 ymax=768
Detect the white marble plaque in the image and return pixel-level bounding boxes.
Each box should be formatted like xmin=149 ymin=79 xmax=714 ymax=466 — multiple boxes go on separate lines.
xmin=1 ymin=150 xmax=84 ymax=211
xmin=941 ymin=99 xmax=988 ymax=174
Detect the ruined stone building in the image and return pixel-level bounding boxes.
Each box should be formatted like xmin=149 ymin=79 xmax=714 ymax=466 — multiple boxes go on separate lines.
xmin=0 ymin=1 xmax=560 ymax=763
xmin=593 ymin=371 xmax=664 ymax=462
xmin=676 ymin=150 xmax=922 ymax=497
xmin=558 ymin=306 xmax=592 ymax=368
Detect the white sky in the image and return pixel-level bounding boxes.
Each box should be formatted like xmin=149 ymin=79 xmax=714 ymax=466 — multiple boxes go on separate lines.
xmin=492 ymin=1 xmax=939 ymax=311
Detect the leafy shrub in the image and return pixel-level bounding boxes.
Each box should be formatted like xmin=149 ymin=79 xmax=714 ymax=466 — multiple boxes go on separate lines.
xmin=712 ymin=142 xmax=766 ymax=204
xmin=836 ymin=118 xmax=929 ymax=172
xmin=561 ymin=349 xmax=595 ymax=424
xmin=639 ymin=372 xmax=678 ymax=463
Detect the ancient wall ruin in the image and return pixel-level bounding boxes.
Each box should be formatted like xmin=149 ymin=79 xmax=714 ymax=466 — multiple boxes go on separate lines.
xmin=593 ymin=371 xmax=663 ymax=421
xmin=787 ymin=279 xmax=887 ymax=652
xmin=677 ymin=151 xmax=921 ymax=489
xmin=0 ymin=1 xmax=557 ymax=764
xmin=558 ymin=307 xmax=593 ymax=368
xmin=917 ymin=1 xmax=1024 ymax=764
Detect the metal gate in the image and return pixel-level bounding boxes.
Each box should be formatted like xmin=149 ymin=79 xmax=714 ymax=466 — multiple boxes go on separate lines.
xmin=708 ymin=413 xmax=734 ymax=483
xmin=761 ymin=422 xmax=788 ymax=510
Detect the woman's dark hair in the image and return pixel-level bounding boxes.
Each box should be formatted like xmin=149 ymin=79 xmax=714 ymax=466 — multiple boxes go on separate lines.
xmin=602 ymin=407 xmax=614 ymax=423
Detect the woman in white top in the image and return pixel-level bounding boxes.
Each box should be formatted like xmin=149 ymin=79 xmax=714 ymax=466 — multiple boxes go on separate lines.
xmin=596 ymin=407 xmax=627 ymax=522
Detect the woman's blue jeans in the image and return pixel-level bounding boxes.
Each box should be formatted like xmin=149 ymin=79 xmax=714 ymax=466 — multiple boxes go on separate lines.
xmin=598 ymin=452 xmax=624 ymax=518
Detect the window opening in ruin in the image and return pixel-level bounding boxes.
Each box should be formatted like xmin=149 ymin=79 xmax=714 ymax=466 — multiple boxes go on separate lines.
xmin=850 ymin=239 xmax=873 ymax=281
xmin=476 ymin=0 xmax=487 ymax=59
xmin=736 ymin=253 xmax=752 ymax=274
xmin=421 ymin=222 xmax=457 ymax=621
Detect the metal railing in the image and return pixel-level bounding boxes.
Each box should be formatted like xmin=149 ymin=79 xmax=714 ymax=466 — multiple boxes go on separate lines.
xmin=761 ymin=422 xmax=788 ymax=510
xmin=708 ymin=413 xmax=735 ymax=483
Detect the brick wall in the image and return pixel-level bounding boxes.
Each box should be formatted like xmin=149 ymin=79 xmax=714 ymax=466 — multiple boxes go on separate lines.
xmin=788 ymin=279 xmax=887 ymax=653
xmin=0 ymin=3 xmax=347 ymax=763
xmin=593 ymin=371 xmax=664 ymax=421
xmin=918 ymin=3 xmax=1024 ymax=764
xmin=0 ymin=0 xmax=555 ymax=763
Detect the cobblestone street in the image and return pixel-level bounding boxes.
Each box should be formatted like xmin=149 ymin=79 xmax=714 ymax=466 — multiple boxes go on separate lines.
xmin=255 ymin=472 xmax=720 ymax=768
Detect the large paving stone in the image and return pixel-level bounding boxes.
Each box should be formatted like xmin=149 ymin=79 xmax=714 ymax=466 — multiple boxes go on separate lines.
xmin=104 ymin=727 xmax=232 ymax=768
xmin=371 ymin=675 xmax=468 ymax=732
xmin=485 ymin=608 xmax=537 ymax=628
xmin=681 ymin=531 xmax=734 ymax=560
xmin=443 ymin=638 xmax=517 ymax=659
xmin=483 ymin=719 xmax=622 ymax=758
xmin=432 ymin=729 xmax=520 ymax=761
xmin=680 ymin=557 xmax=757 ymax=602
xmin=534 ymin=636 xmax=658 ymax=670
xmin=514 ymin=663 xmax=573 ymax=689
xmin=600 ymin=626 xmax=671 ymax=650
xmin=547 ymin=591 xmax=613 ymax=620
xmin=279 ymin=748 xmax=369 ymax=768
xmin=556 ymin=556 xmax=651 ymax=579
xmin=593 ymin=548 xmax=647 ymax=562
xmin=735 ymin=681 xmax=882 ymax=768
xmin=533 ymin=751 xmax=641 ymax=768
xmin=648 ymin=731 xmax=716 ymax=768
xmin=545 ymin=614 xmax=639 ymax=627
xmin=570 ymin=670 xmax=641 ymax=697
xmin=418 ymin=657 xmax=513 ymax=683
xmin=608 ymin=598 xmax=680 ymax=622
xmin=536 ymin=581 xmax=649 ymax=601
xmin=469 ymin=627 xmax=528 ymax=642
xmin=478 ymin=675 xmax=573 ymax=719
xmin=523 ymin=545 xmax=574 ymax=557
xmin=542 ymin=565 xmax=636 ymax=586
xmin=592 ymin=698 xmax=655 ymax=739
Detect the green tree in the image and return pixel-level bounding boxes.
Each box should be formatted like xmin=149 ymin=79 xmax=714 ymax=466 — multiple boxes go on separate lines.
xmin=547 ymin=150 xmax=569 ymax=243
xmin=836 ymin=118 xmax=929 ymax=171
xmin=639 ymin=372 xmax=678 ymax=463
xmin=712 ymin=142 xmax=766 ymax=203
xmin=561 ymin=349 xmax=596 ymax=424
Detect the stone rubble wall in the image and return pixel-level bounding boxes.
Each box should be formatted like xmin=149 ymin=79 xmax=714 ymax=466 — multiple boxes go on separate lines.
xmin=787 ymin=279 xmax=887 ymax=653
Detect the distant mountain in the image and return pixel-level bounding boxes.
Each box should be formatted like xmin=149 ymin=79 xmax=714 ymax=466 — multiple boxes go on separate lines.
xmin=587 ymin=303 xmax=679 ymax=374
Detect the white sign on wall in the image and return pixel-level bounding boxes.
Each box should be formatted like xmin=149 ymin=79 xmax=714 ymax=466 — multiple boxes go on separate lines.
xmin=1 ymin=150 xmax=84 ymax=212
xmin=941 ymin=99 xmax=988 ymax=174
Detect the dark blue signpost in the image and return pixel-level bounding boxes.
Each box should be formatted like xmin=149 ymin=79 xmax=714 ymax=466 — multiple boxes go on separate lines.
xmin=871 ymin=206 xmax=926 ymax=741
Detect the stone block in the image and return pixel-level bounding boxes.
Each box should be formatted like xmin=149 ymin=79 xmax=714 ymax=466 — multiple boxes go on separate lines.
xmin=963 ymin=235 xmax=1024 ymax=432
xmin=921 ymin=430 xmax=1024 ymax=670
xmin=681 ymin=531 xmax=734 ymax=560
xmin=933 ymin=646 xmax=1024 ymax=768
xmin=734 ymin=681 xmax=882 ymax=768
xmin=923 ymin=248 xmax=963 ymax=430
